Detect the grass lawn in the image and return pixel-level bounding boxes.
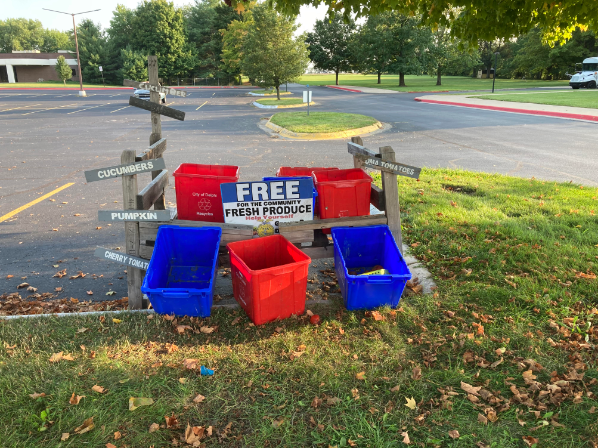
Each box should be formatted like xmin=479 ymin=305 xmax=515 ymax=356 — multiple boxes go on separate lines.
xmin=0 ymin=81 xmax=121 ymax=89
xmin=257 ymin=98 xmax=303 ymax=106
xmin=1 ymin=169 xmax=598 ymax=447
xmin=473 ymin=90 xmax=598 ymax=109
xmin=270 ymin=112 xmax=378 ymax=133
xmin=251 ymin=89 xmax=292 ymax=95
xmin=299 ymin=74 xmax=570 ymax=92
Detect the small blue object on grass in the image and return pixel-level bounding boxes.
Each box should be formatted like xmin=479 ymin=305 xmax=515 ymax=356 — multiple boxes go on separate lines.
xmin=200 ymin=366 xmax=214 ymax=376
xmin=331 ymin=225 xmax=411 ymax=310
xmin=141 ymin=225 xmax=222 ymax=317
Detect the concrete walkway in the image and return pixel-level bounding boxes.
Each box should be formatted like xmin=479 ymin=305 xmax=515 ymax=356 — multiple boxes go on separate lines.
xmin=415 ymin=94 xmax=598 ymax=123
xmin=327 ymin=85 xmax=402 ymax=94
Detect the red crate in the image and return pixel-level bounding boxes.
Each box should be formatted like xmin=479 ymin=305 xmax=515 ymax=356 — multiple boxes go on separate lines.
xmin=276 ymin=166 xmax=338 ymax=177
xmin=173 ymin=163 xmax=239 ymax=222
xmin=227 ymin=235 xmax=311 ymax=325
xmin=313 ymin=169 xmax=372 ymax=232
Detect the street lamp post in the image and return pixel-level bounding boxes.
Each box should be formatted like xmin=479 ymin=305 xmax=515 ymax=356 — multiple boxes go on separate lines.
xmin=492 ymin=51 xmax=499 ymax=93
xmin=42 ymin=8 xmax=100 ymax=97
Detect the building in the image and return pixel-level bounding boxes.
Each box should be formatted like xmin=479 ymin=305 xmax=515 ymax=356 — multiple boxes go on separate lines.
xmin=0 ymin=50 xmax=80 ymax=83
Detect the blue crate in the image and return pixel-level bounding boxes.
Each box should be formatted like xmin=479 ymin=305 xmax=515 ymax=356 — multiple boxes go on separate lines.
xmin=262 ymin=176 xmax=318 ymax=213
xmin=331 ymin=225 xmax=412 ymax=310
xmin=141 ymin=225 xmax=222 ymax=317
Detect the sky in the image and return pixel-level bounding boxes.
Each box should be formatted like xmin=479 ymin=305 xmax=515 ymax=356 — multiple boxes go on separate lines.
xmin=1 ymin=0 xmax=330 ymax=35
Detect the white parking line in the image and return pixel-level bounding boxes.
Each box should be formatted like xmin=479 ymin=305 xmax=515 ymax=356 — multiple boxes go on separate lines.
xmin=196 ymin=101 xmax=208 ymax=110
xmin=67 ymin=103 xmax=109 ymax=114
xmin=22 ymin=103 xmax=79 ymax=115
xmin=110 ymin=105 xmax=130 ymax=113
xmin=0 ymin=103 xmax=42 ymax=112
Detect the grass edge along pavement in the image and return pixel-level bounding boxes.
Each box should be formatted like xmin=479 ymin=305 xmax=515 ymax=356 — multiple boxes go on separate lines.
xmin=268 ymin=111 xmax=379 ymax=133
xmin=472 ymin=90 xmax=598 ymax=110
xmin=256 ymin=98 xmax=304 ymax=106
xmin=1 ymin=168 xmax=597 ymax=447
xmin=299 ymin=74 xmax=569 ymax=92
xmin=250 ymin=89 xmax=292 ymax=96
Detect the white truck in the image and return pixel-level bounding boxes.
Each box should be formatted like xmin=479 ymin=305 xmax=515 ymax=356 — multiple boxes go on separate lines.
xmin=569 ymin=57 xmax=598 ymax=89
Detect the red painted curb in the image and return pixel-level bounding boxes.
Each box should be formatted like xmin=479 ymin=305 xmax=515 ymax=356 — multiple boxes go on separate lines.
xmin=414 ymin=98 xmax=598 ymax=123
xmin=408 ymin=90 xmax=449 ymax=93
xmin=326 ymin=85 xmax=362 ymax=93
xmin=0 ymin=87 xmax=131 ymax=91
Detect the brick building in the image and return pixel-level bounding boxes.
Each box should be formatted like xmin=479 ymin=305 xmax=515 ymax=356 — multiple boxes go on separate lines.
xmin=0 ymin=50 xmax=80 ymax=83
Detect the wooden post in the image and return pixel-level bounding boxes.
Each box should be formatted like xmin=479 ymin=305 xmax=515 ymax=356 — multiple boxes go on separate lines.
xmin=379 ymin=146 xmax=403 ymax=251
xmin=351 ymin=136 xmax=364 ymax=169
xmin=148 ymin=55 xmax=165 ymax=210
xmin=122 ymin=149 xmax=144 ymax=309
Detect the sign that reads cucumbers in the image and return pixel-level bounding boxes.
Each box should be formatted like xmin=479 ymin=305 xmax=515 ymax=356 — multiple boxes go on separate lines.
xmin=221 ymin=179 xmax=314 ymax=237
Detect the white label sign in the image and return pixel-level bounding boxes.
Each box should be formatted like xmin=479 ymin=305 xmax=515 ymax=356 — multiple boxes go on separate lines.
xmin=99 ymin=66 xmax=103 ymax=72
xmin=303 ymin=91 xmax=312 ymax=102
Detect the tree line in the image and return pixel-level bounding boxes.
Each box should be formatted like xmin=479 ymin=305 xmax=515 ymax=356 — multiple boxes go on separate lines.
xmin=1 ymin=0 xmax=597 ymax=87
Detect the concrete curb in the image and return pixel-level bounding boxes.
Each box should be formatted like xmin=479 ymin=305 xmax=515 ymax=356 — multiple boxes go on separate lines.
xmin=264 ymin=117 xmax=384 ymax=140
xmin=326 ymin=85 xmax=362 ymax=93
xmin=414 ymin=97 xmax=598 ymax=123
xmin=253 ymin=101 xmax=316 ymax=109
xmin=248 ymin=92 xmax=292 ymax=96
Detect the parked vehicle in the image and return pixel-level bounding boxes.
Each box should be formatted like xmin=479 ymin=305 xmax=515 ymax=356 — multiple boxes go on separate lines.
xmin=568 ymin=57 xmax=598 ymax=89
xmin=133 ymin=83 xmax=166 ymax=103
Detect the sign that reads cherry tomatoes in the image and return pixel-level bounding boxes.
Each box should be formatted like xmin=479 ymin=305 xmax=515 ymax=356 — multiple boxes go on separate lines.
xmin=221 ymin=179 xmax=314 ymax=237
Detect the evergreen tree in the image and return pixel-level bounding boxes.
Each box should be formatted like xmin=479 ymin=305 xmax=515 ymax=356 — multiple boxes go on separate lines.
xmin=120 ymin=47 xmax=148 ymax=81
xmin=73 ymin=19 xmax=108 ymax=84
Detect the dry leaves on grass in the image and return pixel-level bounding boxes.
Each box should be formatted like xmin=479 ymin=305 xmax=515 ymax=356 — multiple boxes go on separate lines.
xmin=311 ymin=397 xmax=323 ymax=409
xmin=69 ymin=393 xmax=84 ymax=405
xmin=129 ymin=397 xmax=154 ymax=411
xmin=53 ymin=269 xmax=67 ymax=278
xmin=449 ymin=430 xmax=460 ymax=439
xmin=355 ymin=371 xmax=366 ymax=380
xmin=461 ymin=381 xmax=482 ymax=396
xmin=405 ymin=397 xmax=417 ymax=410
xmin=401 ymin=431 xmax=411 ymax=444
xmin=200 ymin=326 xmax=215 ymax=334
xmin=61 ymin=433 xmax=69 ymax=441
xmin=185 ymin=424 xmax=206 ymax=446
xmin=91 ymin=385 xmax=106 ymax=394
xmin=327 ymin=397 xmax=341 ymax=405
xmin=183 ymin=359 xmax=199 ymax=370
xmin=176 ymin=325 xmax=193 ymax=334
xmin=272 ymin=417 xmax=285 ymax=428
xmin=193 ymin=394 xmax=206 ymax=403
xmin=73 ymin=417 xmax=94 ymax=435
xmin=522 ymin=436 xmax=539 ymax=446
xmin=106 ymin=444 xmax=117 ymax=448
xmin=49 ymin=352 xmax=74 ymax=362
xmin=114 ymin=431 xmax=122 ymax=440
xmin=412 ymin=367 xmax=422 ymax=380
xmin=29 ymin=392 xmax=46 ymax=399
xmin=165 ymin=414 xmax=179 ymax=428
xmin=148 ymin=423 xmax=160 ymax=433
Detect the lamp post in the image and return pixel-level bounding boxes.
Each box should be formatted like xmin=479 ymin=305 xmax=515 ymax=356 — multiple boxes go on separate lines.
xmin=42 ymin=8 xmax=100 ymax=97
xmin=492 ymin=51 xmax=499 ymax=93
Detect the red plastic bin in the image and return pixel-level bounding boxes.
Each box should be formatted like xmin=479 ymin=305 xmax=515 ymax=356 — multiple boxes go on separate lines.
xmin=173 ymin=163 xmax=239 ymax=222
xmin=227 ymin=235 xmax=311 ymax=325
xmin=276 ymin=166 xmax=339 ymax=177
xmin=313 ymin=168 xmax=372 ymax=232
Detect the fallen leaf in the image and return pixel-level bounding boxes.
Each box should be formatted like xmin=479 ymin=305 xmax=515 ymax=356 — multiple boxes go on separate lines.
xmin=371 ymin=311 xmax=384 ymax=321
xmin=176 ymin=325 xmax=193 ymax=334
xmin=401 ymin=431 xmax=411 ymax=444
xmin=148 ymin=423 xmax=160 ymax=433
xmin=306 ymin=309 xmax=314 ymax=316
xmin=29 ymin=392 xmax=46 ymax=399
xmin=49 ymin=352 xmax=74 ymax=362
xmin=91 ymin=385 xmax=106 ymax=394
xmin=478 ymin=413 xmax=488 ymax=425
xmin=106 ymin=291 xmax=116 ymax=296
xmin=61 ymin=433 xmax=69 ymax=441
xmin=460 ymin=381 xmax=482 ymax=396
xmin=589 ymin=406 xmax=596 ymax=414
xmin=86 ymin=290 xmax=93 ymax=295
xmin=412 ymin=367 xmax=422 ymax=380
xmin=69 ymin=393 xmax=84 ymax=405
xmin=112 ymin=318 xmax=121 ymax=324
xmin=193 ymin=394 xmax=206 ymax=403
xmin=106 ymin=444 xmax=116 ymax=448
xmin=311 ymin=397 xmax=322 ymax=408
xmin=6 ymin=275 xmax=14 ymax=279
xmin=405 ymin=397 xmax=416 ymax=410
xmin=165 ymin=414 xmax=178 ymax=428
xmin=129 ymin=397 xmax=154 ymax=411
xmin=184 ymin=423 xmax=205 ymax=444
xmin=449 ymin=430 xmax=460 ymax=439
xmin=272 ymin=417 xmax=285 ymax=428
xmin=114 ymin=431 xmax=122 ymax=440
xmin=231 ymin=317 xmax=241 ymax=325
xmin=327 ymin=397 xmax=341 ymax=405
xmin=522 ymin=436 xmax=539 ymax=447
xmin=53 ymin=269 xmax=67 ymax=278
xmin=390 ymin=385 xmax=400 ymax=392
xmin=73 ymin=417 xmax=94 ymax=435
xmin=17 ymin=282 xmax=29 ymax=289
xmin=179 ymin=378 xmax=187 ymax=384
xmin=200 ymin=326 xmax=215 ymax=334
xmin=356 ymin=371 xmax=366 ymax=380
xmin=486 ymin=410 xmax=498 ymax=423
xmin=27 ymin=286 xmax=37 ymax=292
xmin=183 ymin=359 xmax=198 ymax=370
xmin=77 ymin=327 xmax=88 ymax=333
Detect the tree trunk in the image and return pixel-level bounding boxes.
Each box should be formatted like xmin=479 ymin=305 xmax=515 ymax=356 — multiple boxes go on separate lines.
xmin=276 ymin=84 xmax=280 ymax=100
xmin=335 ymin=70 xmax=339 ymax=86
xmin=399 ymin=72 xmax=405 ymax=87
xmin=436 ymin=65 xmax=442 ymax=86
xmin=377 ymin=71 xmax=381 ymax=84
xmin=63 ymin=79 xmax=66 ymax=86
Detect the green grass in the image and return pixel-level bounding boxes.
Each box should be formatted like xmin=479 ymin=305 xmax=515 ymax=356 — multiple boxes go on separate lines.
xmin=251 ymin=89 xmax=292 ymax=95
xmin=270 ymin=112 xmax=378 ymax=133
xmin=473 ymin=90 xmax=598 ymax=109
xmin=0 ymin=80 xmax=121 ymax=88
xmin=1 ymin=169 xmax=598 ymax=447
xmin=256 ymin=98 xmax=303 ymax=106
xmin=299 ymin=74 xmax=570 ymax=92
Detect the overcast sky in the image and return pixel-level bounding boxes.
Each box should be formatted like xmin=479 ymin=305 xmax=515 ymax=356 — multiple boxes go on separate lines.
xmin=2 ymin=0 xmax=329 ymax=35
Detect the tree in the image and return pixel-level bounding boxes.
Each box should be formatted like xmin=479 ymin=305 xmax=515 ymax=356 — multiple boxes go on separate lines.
xmin=241 ymin=5 xmax=309 ymax=99
xmin=427 ymin=27 xmax=478 ymax=85
xmin=349 ymin=14 xmax=395 ymax=84
xmin=131 ymin=0 xmax=196 ymax=80
xmin=267 ymin=0 xmax=598 ymax=44
xmin=221 ymin=16 xmax=252 ymax=83
xmin=40 ymin=29 xmax=71 ymax=52
xmin=0 ymin=18 xmax=45 ymax=53
xmin=73 ymin=19 xmax=108 ymax=84
xmin=306 ymin=15 xmax=355 ymax=85
xmin=120 ymin=47 xmax=148 ymax=81
xmin=54 ymin=55 xmax=73 ymax=86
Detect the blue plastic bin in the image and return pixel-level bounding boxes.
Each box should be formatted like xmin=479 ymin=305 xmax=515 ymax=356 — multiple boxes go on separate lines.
xmin=331 ymin=225 xmax=411 ymax=310
xmin=141 ymin=225 xmax=222 ymax=317
xmin=262 ymin=176 xmax=318 ymax=214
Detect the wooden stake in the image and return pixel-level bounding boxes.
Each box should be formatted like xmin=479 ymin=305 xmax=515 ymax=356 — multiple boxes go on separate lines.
xmin=121 ymin=149 xmax=144 ymax=309
xmin=379 ymin=146 xmax=403 ymax=251
xmin=351 ymin=136 xmax=364 ymax=169
xmin=147 ymin=55 xmax=165 ymax=210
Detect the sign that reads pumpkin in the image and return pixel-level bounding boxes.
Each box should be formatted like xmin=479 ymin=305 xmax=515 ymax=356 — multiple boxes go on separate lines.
xmin=221 ymin=179 xmax=314 ymax=237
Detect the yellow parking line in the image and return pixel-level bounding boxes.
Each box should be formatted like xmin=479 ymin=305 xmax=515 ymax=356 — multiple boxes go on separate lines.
xmin=196 ymin=101 xmax=208 ymax=110
xmin=0 ymin=183 xmax=75 ymax=223
xmin=0 ymin=103 xmax=42 ymax=112
xmin=110 ymin=105 xmax=130 ymax=113
xmin=22 ymin=103 xmax=79 ymax=115
xmin=67 ymin=103 xmax=108 ymax=114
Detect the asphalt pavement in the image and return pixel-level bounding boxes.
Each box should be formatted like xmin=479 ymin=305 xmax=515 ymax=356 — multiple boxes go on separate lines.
xmin=1 ymin=84 xmax=598 ymax=300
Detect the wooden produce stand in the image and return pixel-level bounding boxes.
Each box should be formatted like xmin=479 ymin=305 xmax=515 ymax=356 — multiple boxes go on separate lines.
xmin=88 ymin=55 xmax=421 ymax=310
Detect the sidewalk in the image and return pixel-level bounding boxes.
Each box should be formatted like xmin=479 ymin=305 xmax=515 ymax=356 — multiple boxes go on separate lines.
xmin=327 ymin=85 xmax=401 ymax=94
xmin=415 ymin=94 xmax=598 ymax=123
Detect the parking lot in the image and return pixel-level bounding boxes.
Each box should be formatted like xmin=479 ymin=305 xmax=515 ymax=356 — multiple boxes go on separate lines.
xmin=2 ymin=85 xmax=598 ymax=300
